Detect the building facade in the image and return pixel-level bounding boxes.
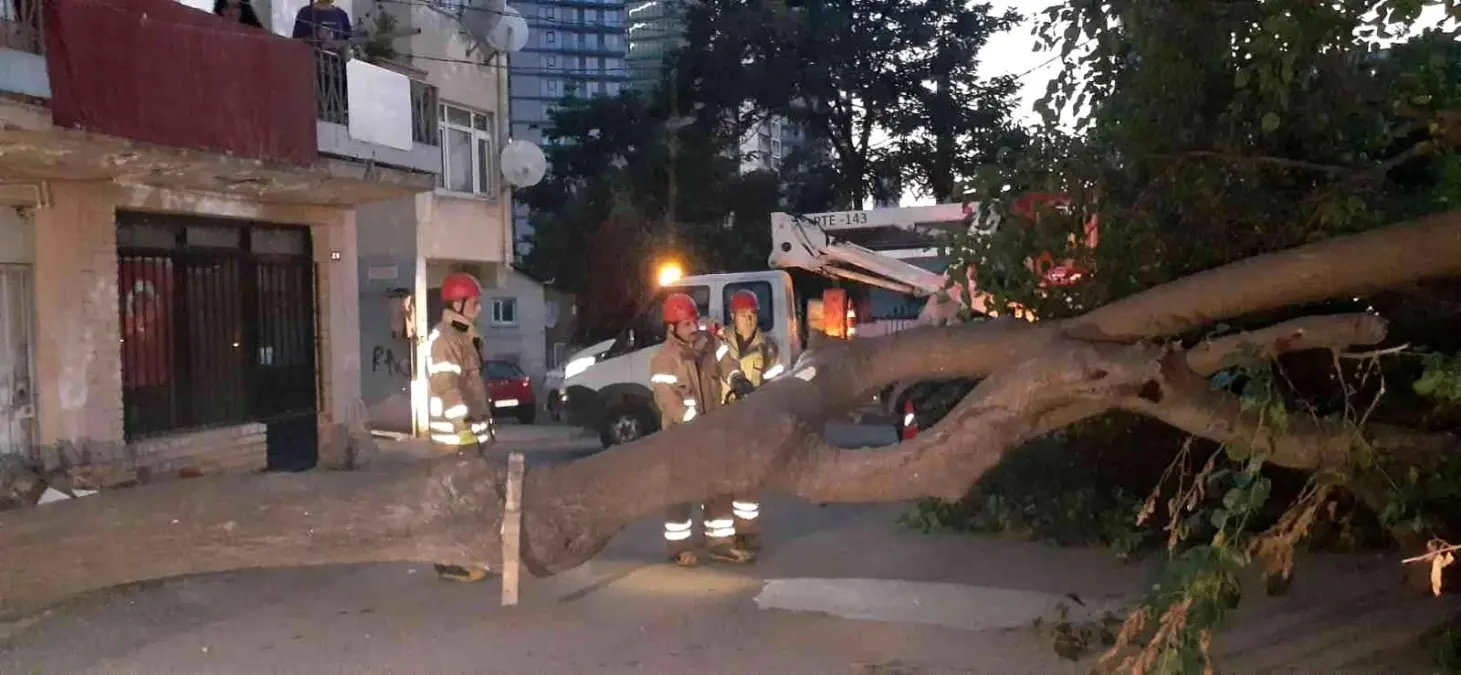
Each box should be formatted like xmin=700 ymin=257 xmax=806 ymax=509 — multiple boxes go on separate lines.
xmin=508 ymin=1 xmax=630 ymax=255
xmin=351 ymin=0 xmax=535 ymax=435
xmin=0 ymin=0 xmax=440 ymax=481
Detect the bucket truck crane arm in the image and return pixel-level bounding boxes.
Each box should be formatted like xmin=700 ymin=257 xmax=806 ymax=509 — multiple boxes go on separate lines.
xmin=767 ymin=204 xmax=998 ymax=318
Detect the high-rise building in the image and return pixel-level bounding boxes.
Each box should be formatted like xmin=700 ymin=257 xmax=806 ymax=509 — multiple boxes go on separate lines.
xmin=625 ymin=0 xmax=688 ymax=90
xmin=509 ymin=1 xmax=631 ymax=254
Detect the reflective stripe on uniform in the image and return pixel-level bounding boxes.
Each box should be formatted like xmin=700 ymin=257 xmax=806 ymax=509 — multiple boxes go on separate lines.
xmin=733 ymin=501 xmax=760 ymax=520
xmin=650 ymin=373 xmax=679 ymax=384
xmin=705 ymin=517 xmax=736 ymax=539
xmin=430 ymin=396 xmax=444 ymax=416
xmin=431 ymin=433 xmax=469 ymax=445
xmin=429 ymin=421 xmax=455 ymax=432
xmin=664 ymin=519 xmax=693 ymax=541
xmin=715 ymin=344 xmax=729 ymax=360
xmin=763 ymin=364 xmax=784 ymax=380
xmin=428 ymin=360 xmax=462 ymax=375
xmin=682 ymin=398 xmax=698 ymax=422
xmin=443 ymin=404 xmax=469 ymax=420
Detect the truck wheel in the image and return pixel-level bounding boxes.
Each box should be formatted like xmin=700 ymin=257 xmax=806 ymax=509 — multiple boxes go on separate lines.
xmin=599 ymin=402 xmax=657 ymax=449
xmin=516 ymin=407 xmax=537 ymax=425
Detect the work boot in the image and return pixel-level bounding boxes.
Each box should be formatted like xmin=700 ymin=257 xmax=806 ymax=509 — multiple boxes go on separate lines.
xmin=434 ymin=563 xmax=487 ymax=583
xmin=706 ymin=541 xmax=757 ymax=564
xmin=734 ymin=532 xmax=762 ymax=553
xmin=670 ymin=550 xmax=701 ymax=567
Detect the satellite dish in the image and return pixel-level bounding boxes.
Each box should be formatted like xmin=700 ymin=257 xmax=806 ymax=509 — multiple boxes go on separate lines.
xmin=487 ymin=5 xmax=529 ymax=53
xmin=460 ymin=0 xmax=506 ymax=48
xmin=501 ymin=140 xmax=547 ymax=188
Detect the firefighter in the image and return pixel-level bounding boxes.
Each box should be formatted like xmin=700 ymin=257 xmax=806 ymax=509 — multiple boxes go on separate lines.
xmin=651 ymin=292 xmax=757 ymax=566
xmin=718 ymin=289 xmax=781 ymax=553
xmin=424 ymin=271 xmax=495 ymax=583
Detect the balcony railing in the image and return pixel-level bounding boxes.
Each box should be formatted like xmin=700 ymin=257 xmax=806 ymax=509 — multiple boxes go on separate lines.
xmin=0 ymin=0 xmax=42 ymax=54
xmin=313 ymin=49 xmax=441 ymax=147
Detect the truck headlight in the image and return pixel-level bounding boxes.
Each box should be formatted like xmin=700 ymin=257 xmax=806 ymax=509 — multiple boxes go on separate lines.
xmin=564 ymin=356 xmax=597 ymax=380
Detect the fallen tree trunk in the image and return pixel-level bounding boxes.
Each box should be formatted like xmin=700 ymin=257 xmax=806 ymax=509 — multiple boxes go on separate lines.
xmin=3 ymin=211 xmax=1461 ymax=622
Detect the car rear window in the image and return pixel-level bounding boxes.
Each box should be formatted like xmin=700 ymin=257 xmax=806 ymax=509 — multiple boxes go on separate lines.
xmin=486 ymin=361 xmax=525 ymax=379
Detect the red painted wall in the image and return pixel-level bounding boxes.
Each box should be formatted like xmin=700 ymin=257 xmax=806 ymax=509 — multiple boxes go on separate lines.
xmin=43 ymin=0 xmax=317 ymax=166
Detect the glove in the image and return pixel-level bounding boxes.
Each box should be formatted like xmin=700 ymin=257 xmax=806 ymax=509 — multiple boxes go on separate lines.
xmin=729 ymin=374 xmax=755 ymax=400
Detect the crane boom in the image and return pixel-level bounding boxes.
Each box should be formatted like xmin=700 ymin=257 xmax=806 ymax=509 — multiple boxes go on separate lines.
xmin=768 ymin=203 xmax=998 ymax=319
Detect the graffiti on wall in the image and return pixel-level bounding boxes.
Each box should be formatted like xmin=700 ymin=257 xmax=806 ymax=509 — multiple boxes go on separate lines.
xmin=371 ymin=345 xmax=411 ymax=378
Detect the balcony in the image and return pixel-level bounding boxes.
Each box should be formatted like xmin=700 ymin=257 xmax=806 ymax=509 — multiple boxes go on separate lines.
xmin=313 ymin=49 xmax=442 ymax=176
xmin=0 ymin=0 xmax=438 ymax=206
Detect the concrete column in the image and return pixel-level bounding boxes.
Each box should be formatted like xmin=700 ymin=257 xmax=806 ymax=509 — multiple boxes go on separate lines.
xmin=311 ymin=209 xmax=362 ymax=430
xmin=31 ymin=181 xmax=124 ymax=447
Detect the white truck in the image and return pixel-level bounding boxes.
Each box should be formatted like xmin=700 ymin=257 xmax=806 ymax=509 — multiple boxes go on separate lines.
xmin=560 ymin=202 xmax=1003 ymax=447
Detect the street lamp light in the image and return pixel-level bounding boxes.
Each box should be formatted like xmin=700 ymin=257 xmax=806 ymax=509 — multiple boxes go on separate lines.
xmin=656 ymin=261 xmax=685 ymax=287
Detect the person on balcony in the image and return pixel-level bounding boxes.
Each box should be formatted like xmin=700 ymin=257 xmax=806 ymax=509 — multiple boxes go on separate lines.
xmin=292 ymin=0 xmax=352 ymax=46
xmin=213 ymin=0 xmax=263 ymax=28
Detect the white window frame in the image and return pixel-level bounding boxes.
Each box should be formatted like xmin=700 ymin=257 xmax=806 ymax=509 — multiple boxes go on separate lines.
xmin=438 ymin=102 xmax=499 ymax=199
xmin=491 ymin=298 xmax=518 ymax=326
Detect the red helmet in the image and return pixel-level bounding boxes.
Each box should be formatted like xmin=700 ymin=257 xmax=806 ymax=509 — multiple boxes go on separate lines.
xmin=662 ymin=293 xmax=699 ymax=324
xmin=440 ymin=272 xmax=482 ymax=302
xmin=729 ymin=289 xmax=759 ymax=314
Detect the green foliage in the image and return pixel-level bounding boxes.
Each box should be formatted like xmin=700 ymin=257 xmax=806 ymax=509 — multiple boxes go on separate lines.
xmin=1414 ymin=350 xmax=1461 ymax=403
xmin=900 ymin=439 xmax=1155 ymax=560
xmin=956 ymin=0 xmax=1461 ymax=322
xmin=678 ymin=0 xmax=1025 ymax=204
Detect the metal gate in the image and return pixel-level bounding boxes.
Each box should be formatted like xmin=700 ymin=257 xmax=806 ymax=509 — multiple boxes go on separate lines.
xmin=116 ymin=212 xmax=319 ymax=470
xmin=0 ymin=264 xmax=36 ymax=457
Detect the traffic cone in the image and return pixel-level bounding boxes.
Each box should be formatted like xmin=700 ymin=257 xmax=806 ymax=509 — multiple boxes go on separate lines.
xmin=901 ymin=400 xmax=919 ymax=440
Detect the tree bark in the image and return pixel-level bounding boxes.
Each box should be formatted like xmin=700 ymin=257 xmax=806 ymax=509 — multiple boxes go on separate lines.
xmin=4 ymin=212 xmax=1461 ymax=622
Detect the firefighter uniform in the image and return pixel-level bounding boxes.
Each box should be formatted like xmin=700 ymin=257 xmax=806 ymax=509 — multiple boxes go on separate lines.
xmin=719 ymin=290 xmax=782 ymax=551
xmin=424 ymin=272 xmax=493 ymax=583
xmin=425 ymin=309 xmax=494 ymax=448
xmin=651 ymin=293 xmax=756 ymax=566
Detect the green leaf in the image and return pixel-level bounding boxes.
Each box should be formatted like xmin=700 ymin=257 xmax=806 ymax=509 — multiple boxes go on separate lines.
xmin=1210 ymin=508 xmax=1229 ymax=530
xmin=1262 ymin=112 xmax=1281 ymax=133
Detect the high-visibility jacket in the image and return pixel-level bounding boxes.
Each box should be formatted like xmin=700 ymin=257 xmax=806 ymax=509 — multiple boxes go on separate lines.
xmin=719 ymin=328 xmax=781 ymax=403
xmin=649 ymin=331 xmax=743 ymax=430
xmin=425 ymin=309 xmax=492 ymax=446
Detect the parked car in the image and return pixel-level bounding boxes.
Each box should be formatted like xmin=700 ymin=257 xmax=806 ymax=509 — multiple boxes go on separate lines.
xmin=485 ymin=360 xmax=536 ymax=424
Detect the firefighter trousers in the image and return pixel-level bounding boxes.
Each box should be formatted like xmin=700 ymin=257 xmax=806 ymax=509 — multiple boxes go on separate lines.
xmin=664 ymin=495 xmax=735 ymax=556
xmin=732 ymin=493 xmax=760 ymax=536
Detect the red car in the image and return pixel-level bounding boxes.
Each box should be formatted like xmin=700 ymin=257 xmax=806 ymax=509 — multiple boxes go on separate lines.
xmin=485 ymin=360 xmax=537 ymax=424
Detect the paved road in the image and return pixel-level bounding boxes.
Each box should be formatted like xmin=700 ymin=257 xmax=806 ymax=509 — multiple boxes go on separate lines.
xmin=4 ymin=423 xmax=1449 ymax=673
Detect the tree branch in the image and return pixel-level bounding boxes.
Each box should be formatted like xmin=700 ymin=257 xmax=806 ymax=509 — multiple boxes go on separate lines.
xmin=775 ymin=341 xmax=1162 ymax=503
xmin=1184 ymin=313 xmax=1388 ymax=376
xmin=1065 ymin=210 xmax=1461 ymax=343
xmin=1121 ymin=353 xmax=1455 ymax=472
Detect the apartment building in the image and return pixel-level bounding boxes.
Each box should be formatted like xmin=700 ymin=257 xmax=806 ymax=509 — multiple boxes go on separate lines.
xmin=0 ymin=0 xmax=441 ymax=480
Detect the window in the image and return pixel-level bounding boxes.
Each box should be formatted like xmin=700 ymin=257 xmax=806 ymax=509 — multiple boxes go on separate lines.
xmin=545 ymin=30 xmax=557 ymax=44
xmin=587 ymin=8 xmax=600 ymax=22
xmin=722 ymin=281 xmax=775 ymax=332
xmin=492 ymin=297 xmax=518 ymax=325
xmin=485 ymin=360 xmax=525 ymax=379
xmin=587 ymin=81 xmax=601 ymax=96
xmin=545 ymin=79 xmax=559 ymax=95
xmin=539 ymin=6 xmax=554 ymax=19
xmin=438 ymin=103 xmax=498 ymax=197
xmin=546 ymin=54 xmax=557 ymax=69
